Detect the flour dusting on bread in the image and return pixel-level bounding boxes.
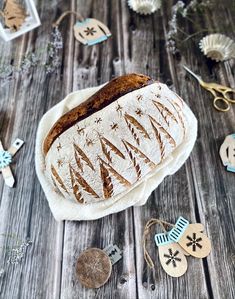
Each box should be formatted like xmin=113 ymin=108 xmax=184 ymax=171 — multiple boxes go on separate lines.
xmin=44 ymin=76 xmax=186 ymax=204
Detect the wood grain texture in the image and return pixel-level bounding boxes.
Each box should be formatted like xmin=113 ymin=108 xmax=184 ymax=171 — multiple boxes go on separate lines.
xmin=0 ymin=0 xmax=234 ymax=299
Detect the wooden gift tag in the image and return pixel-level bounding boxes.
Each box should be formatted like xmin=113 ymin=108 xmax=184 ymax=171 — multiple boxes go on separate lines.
xmin=219 ymin=134 xmax=235 ymax=173
xmin=76 ymin=245 xmax=122 ymax=289
xmin=169 ymin=217 xmax=211 ymax=258
xmin=73 ymin=18 xmax=111 ymax=46
xmin=103 ymin=244 xmax=122 ymax=265
xmin=155 ymin=233 xmax=188 ymax=277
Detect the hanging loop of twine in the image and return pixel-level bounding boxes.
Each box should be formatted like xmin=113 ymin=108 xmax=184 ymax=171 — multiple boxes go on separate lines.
xmin=53 ymin=10 xmax=84 ymax=28
xmin=143 ymin=218 xmax=174 ymax=269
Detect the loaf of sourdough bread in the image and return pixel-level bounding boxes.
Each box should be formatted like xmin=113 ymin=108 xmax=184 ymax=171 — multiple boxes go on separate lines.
xmin=43 ymin=74 xmax=186 ymax=204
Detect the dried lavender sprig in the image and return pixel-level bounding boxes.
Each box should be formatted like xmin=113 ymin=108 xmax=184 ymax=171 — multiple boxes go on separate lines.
xmin=166 ymin=0 xmax=211 ymax=54
xmin=7 ymin=239 xmax=32 ymax=265
xmin=166 ymin=1 xmax=185 ymax=54
xmin=45 ymin=26 xmax=63 ymax=74
xmin=0 ymin=27 xmax=63 ymax=85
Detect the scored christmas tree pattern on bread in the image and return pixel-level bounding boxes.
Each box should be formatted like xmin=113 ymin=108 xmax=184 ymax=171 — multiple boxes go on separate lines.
xmin=47 ymin=83 xmax=186 ymax=203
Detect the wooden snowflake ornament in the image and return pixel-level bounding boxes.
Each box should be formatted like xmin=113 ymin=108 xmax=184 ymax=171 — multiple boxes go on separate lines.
xmin=168 ymin=217 xmax=211 ymax=258
xmin=155 ymin=233 xmax=188 ymax=277
xmin=0 ymin=138 xmax=24 ymax=187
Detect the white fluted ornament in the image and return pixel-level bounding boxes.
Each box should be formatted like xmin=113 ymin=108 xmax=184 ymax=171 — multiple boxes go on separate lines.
xmin=199 ymin=34 xmax=235 ymax=62
xmin=127 ymin=0 xmax=161 ymax=15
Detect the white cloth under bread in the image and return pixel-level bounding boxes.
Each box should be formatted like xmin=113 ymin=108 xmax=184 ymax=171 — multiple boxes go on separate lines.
xmin=35 ymin=83 xmax=197 ymax=221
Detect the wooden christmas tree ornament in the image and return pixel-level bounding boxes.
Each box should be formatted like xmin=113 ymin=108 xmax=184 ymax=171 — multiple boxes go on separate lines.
xmin=168 ymin=217 xmax=211 ymax=258
xmin=155 ymin=233 xmax=188 ymax=277
xmin=0 ymin=0 xmax=40 ymax=41
xmin=0 ymin=0 xmax=27 ymax=31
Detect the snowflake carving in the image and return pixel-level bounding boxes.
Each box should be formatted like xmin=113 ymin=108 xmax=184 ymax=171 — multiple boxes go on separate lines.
xmin=136 ymin=95 xmax=143 ymax=102
xmin=57 ymin=159 xmax=64 ymax=168
xmin=163 ymin=248 xmax=181 ymax=267
xmin=186 ymin=233 xmax=202 ymax=251
xmin=135 ymin=108 xmax=143 ymax=117
xmin=95 ymin=117 xmax=102 ymax=124
xmin=116 ymin=104 xmax=123 ymax=116
xmin=0 ymin=150 xmax=12 ymax=169
xmin=56 ymin=143 xmax=62 ymax=152
xmin=86 ymin=138 xmax=94 ymax=147
xmin=77 ymin=126 xmax=85 ymax=135
xmin=110 ymin=122 xmax=119 ymax=131
xmin=84 ymin=27 xmax=96 ymax=36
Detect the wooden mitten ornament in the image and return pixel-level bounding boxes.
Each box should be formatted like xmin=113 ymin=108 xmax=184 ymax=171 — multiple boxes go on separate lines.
xmin=168 ymin=217 xmax=211 ymax=258
xmin=155 ymin=233 xmax=188 ymax=277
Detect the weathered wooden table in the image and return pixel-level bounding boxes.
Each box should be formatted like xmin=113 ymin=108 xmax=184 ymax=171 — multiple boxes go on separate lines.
xmin=0 ymin=0 xmax=234 ymax=298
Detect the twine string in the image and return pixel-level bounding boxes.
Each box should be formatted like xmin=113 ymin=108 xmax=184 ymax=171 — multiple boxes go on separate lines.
xmin=53 ymin=10 xmax=84 ymax=28
xmin=143 ymin=218 xmax=174 ymax=269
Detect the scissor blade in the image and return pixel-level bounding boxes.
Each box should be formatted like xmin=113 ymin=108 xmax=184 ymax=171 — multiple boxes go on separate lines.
xmin=183 ymin=65 xmax=202 ymax=83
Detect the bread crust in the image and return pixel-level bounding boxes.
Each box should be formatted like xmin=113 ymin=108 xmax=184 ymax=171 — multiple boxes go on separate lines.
xmin=43 ymin=73 xmax=153 ymax=155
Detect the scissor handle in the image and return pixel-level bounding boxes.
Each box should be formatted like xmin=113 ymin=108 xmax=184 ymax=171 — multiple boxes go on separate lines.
xmin=205 ymin=82 xmax=235 ymax=103
xmin=213 ymin=96 xmax=230 ymax=112
xmin=223 ymin=89 xmax=235 ymax=103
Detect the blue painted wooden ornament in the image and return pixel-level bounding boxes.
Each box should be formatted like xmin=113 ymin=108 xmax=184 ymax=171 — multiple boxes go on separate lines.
xmin=168 ymin=217 xmax=211 ymax=258
xmin=155 ymin=232 xmax=188 ymax=277
xmin=0 ymin=150 xmax=12 ymax=169
xmin=73 ymin=18 xmax=111 ymax=46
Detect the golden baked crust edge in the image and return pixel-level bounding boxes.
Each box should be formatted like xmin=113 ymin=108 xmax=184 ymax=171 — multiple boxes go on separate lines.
xmin=43 ymin=73 xmax=154 ymax=155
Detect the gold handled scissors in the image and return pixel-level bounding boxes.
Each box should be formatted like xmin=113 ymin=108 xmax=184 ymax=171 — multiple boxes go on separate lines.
xmin=183 ymin=65 xmax=235 ymax=112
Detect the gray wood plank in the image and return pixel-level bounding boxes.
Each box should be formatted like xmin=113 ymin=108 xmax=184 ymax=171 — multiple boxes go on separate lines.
xmin=0 ymin=0 xmax=71 ymax=298
xmin=60 ymin=1 xmax=137 ymax=299
xmin=121 ymin=1 xmax=209 ymax=298
xmin=160 ymin=1 xmax=235 ymax=299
